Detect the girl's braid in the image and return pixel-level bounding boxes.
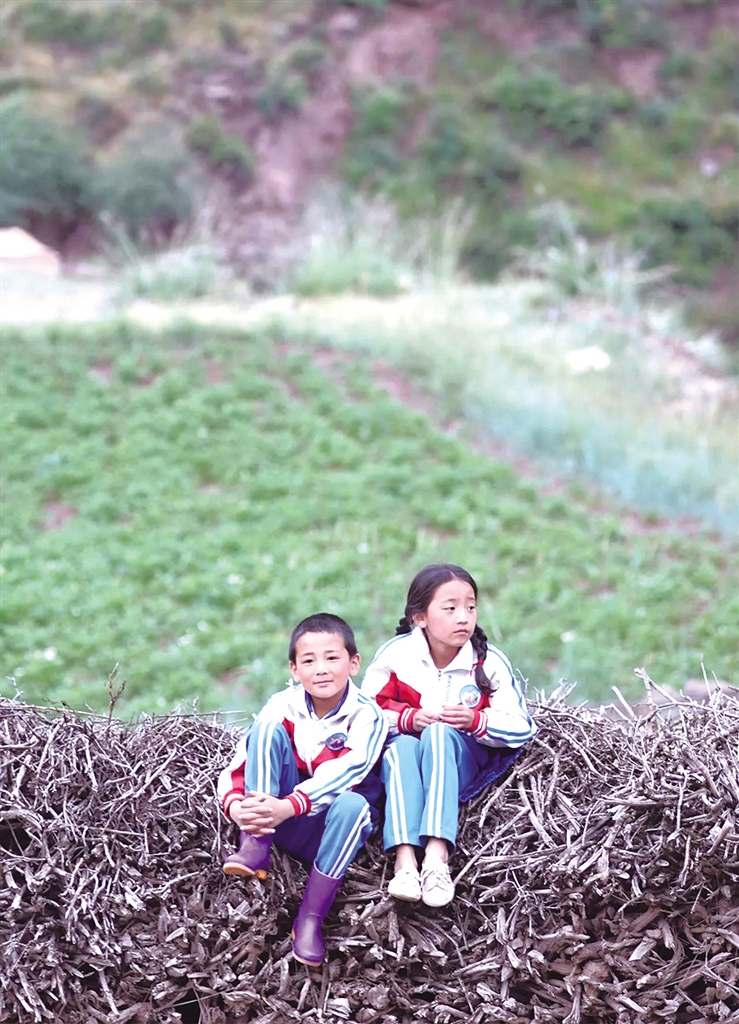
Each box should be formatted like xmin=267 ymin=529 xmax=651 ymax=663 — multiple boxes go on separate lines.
xmin=395 ymin=615 xmax=412 ymax=635
xmin=471 ymin=625 xmax=496 ymax=695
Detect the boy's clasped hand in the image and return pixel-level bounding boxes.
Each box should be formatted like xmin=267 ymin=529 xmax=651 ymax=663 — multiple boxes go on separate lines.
xmin=229 ymin=792 xmax=295 ymax=835
xmin=217 ymin=563 xmax=537 ymax=966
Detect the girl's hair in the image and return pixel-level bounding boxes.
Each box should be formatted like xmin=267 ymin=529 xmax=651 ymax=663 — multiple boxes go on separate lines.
xmin=395 ymin=563 xmax=495 ymax=695
xmin=288 ymin=612 xmax=358 ymax=663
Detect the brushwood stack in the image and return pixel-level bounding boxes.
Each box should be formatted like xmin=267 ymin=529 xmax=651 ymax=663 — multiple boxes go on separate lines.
xmin=1 ymin=693 xmax=737 ymax=1024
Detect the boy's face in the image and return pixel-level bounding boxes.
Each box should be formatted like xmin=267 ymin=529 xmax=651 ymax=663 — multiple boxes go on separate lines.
xmin=289 ymin=631 xmax=360 ymax=713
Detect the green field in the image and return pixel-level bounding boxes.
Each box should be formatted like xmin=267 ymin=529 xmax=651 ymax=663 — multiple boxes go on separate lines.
xmin=1 ymin=319 xmax=737 ymax=718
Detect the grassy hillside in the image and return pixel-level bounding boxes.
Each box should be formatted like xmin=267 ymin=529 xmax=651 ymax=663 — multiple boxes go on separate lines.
xmin=1 ymin=0 xmax=736 ymax=342
xmin=1 ymin=320 xmax=737 ymax=718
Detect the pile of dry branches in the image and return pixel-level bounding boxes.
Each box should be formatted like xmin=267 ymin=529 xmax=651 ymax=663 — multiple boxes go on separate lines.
xmin=1 ymin=690 xmax=737 ymax=1024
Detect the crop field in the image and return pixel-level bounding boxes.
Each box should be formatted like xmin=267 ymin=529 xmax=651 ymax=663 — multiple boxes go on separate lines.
xmin=1 ymin=320 xmax=737 ymax=718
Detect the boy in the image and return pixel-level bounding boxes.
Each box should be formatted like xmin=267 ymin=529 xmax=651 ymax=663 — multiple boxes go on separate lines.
xmin=218 ymin=613 xmax=387 ymax=966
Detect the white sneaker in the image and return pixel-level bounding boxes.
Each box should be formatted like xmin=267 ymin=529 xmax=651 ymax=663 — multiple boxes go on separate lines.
xmin=420 ymin=863 xmax=455 ymax=907
xmin=388 ymin=867 xmax=421 ymax=902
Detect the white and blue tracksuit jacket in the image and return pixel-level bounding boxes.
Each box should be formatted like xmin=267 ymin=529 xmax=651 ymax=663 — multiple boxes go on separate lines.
xmin=217 ymin=680 xmax=388 ymax=818
xmin=361 ymin=627 xmax=536 ymax=801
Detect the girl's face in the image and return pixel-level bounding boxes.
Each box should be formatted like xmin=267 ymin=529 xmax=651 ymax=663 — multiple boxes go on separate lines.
xmin=413 ymin=579 xmax=477 ymax=657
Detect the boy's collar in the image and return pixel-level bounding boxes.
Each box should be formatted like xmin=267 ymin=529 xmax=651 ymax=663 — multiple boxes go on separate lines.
xmin=304 ymin=681 xmax=351 ymax=718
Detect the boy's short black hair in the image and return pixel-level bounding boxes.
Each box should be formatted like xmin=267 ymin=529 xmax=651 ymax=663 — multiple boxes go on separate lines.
xmin=288 ymin=613 xmax=358 ymax=663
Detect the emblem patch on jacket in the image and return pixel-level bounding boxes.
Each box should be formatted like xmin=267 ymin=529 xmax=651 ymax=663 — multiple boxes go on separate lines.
xmin=325 ymin=732 xmax=348 ymax=751
xmin=459 ymin=684 xmax=482 ymax=708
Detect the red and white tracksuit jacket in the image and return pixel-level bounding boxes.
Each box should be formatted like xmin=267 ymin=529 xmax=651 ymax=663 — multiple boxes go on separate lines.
xmin=361 ymin=627 xmax=536 ymax=749
xmin=217 ymin=680 xmax=387 ymax=818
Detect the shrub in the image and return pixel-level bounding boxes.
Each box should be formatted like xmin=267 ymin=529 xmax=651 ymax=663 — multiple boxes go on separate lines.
xmin=97 ymin=143 xmax=194 ymax=243
xmin=75 ymin=94 xmax=128 ymax=145
xmin=576 ymin=0 xmax=669 ymax=49
xmin=460 ymin=209 xmax=537 ymax=280
xmin=0 ymin=75 xmax=44 ymax=97
xmin=129 ymin=11 xmax=171 ymax=56
xmin=704 ymin=30 xmax=739 ymax=110
xmin=255 ymin=67 xmax=307 ymax=120
xmin=343 ymin=81 xmax=418 ymax=189
xmin=421 ymin=105 xmax=471 ymax=182
xmin=637 ymin=196 xmax=737 ymax=284
xmin=659 ymin=52 xmax=695 ymax=81
xmin=218 ymin=19 xmax=240 ymax=49
xmin=130 ymin=72 xmax=168 ymax=99
xmin=547 ymin=87 xmax=610 ymax=146
xmin=287 ymin=40 xmax=329 ymax=76
xmin=0 ymin=98 xmax=95 ymax=228
xmin=185 ymin=115 xmax=255 ymax=182
xmin=466 ymin=135 xmax=521 ymax=199
xmin=479 ymin=68 xmax=610 ymax=147
xmin=19 ymin=0 xmax=127 ymax=48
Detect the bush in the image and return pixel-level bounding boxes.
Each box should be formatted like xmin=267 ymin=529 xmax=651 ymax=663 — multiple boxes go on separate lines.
xmin=75 ymin=94 xmax=128 ymax=145
xmin=659 ymin=52 xmax=695 ymax=81
xmin=343 ymin=82 xmax=418 ymax=189
xmin=704 ymin=30 xmax=739 ymax=110
xmin=421 ymin=105 xmax=471 ymax=182
xmin=97 ymin=143 xmax=194 ymax=243
xmin=460 ymin=209 xmax=537 ymax=280
xmin=547 ymin=87 xmax=610 ymax=146
xmin=0 ymin=98 xmax=95 ymax=228
xmin=128 ymin=11 xmax=171 ymax=56
xmin=637 ymin=196 xmax=737 ymax=284
xmin=255 ymin=67 xmax=307 ymax=121
xmin=466 ymin=135 xmax=521 ymax=199
xmin=185 ymin=115 xmax=255 ymax=182
xmin=479 ymin=68 xmax=610 ymax=147
xmin=287 ymin=40 xmax=329 ymax=76
xmin=576 ymin=0 xmax=669 ymax=49
xmin=0 ymin=75 xmax=44 ymax=97
xmin=19 ymin=0 xmax=128 ymax=48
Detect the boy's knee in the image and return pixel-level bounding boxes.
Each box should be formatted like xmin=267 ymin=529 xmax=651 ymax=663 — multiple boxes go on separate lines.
xmin=250 ymin=720 xmax=291 ymax=747
xmin=332 ymin=790 xmax=369 ymax=820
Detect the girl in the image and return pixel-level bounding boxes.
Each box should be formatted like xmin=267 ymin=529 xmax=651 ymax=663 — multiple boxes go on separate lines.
xmin=361 ymin=564 xmax=536 ymax=908
xmin=218 ymin=613 xmax=387 ymax=966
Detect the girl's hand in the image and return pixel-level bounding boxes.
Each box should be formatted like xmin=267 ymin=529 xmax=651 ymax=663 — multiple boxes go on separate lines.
xmin=230 ymin=793 xmax=295 ymax=835
xmin=412 ymin=709 xmax=442 ymax=732
xmin=440 ymin=704 xmax=475 ymax=731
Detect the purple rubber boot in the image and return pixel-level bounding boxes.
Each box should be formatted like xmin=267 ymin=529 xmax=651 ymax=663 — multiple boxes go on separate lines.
xmin=291 ymin=866 xmax=343 ymax=966
xmin=222 ymin=832 xmax=272 ymax=880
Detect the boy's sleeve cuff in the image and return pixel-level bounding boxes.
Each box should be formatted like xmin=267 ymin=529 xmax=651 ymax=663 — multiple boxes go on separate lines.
xmin=399 ymin=707 xmax=418 ymax=733
xmin=222 ymin=790 xmax=244 ymax=816
xmin=470 ymin=710 xmax=488 ymax=737
xmin=287 ymin=790 xmax=312 ymax=816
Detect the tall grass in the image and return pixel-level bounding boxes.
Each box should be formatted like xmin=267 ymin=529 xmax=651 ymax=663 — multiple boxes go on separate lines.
xmin=289 ymin=192 xmax=474 ymax=297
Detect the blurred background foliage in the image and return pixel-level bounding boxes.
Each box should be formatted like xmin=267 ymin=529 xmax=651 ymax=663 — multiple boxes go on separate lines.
xmin=1 ymin=0 xmax=737 ymax=715
xmin=0 ymin=0 xmax=735 ymax=341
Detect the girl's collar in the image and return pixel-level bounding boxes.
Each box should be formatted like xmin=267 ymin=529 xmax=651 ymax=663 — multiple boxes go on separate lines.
xmin=411 ymin=625 xmax=474 ymax=671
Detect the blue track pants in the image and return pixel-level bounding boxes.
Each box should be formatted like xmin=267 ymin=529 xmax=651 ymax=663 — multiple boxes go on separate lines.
xmin=244 ymin=721 xmax=373 ymax=879
xmin=381 ymin=723 xmax=489 ymax=851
